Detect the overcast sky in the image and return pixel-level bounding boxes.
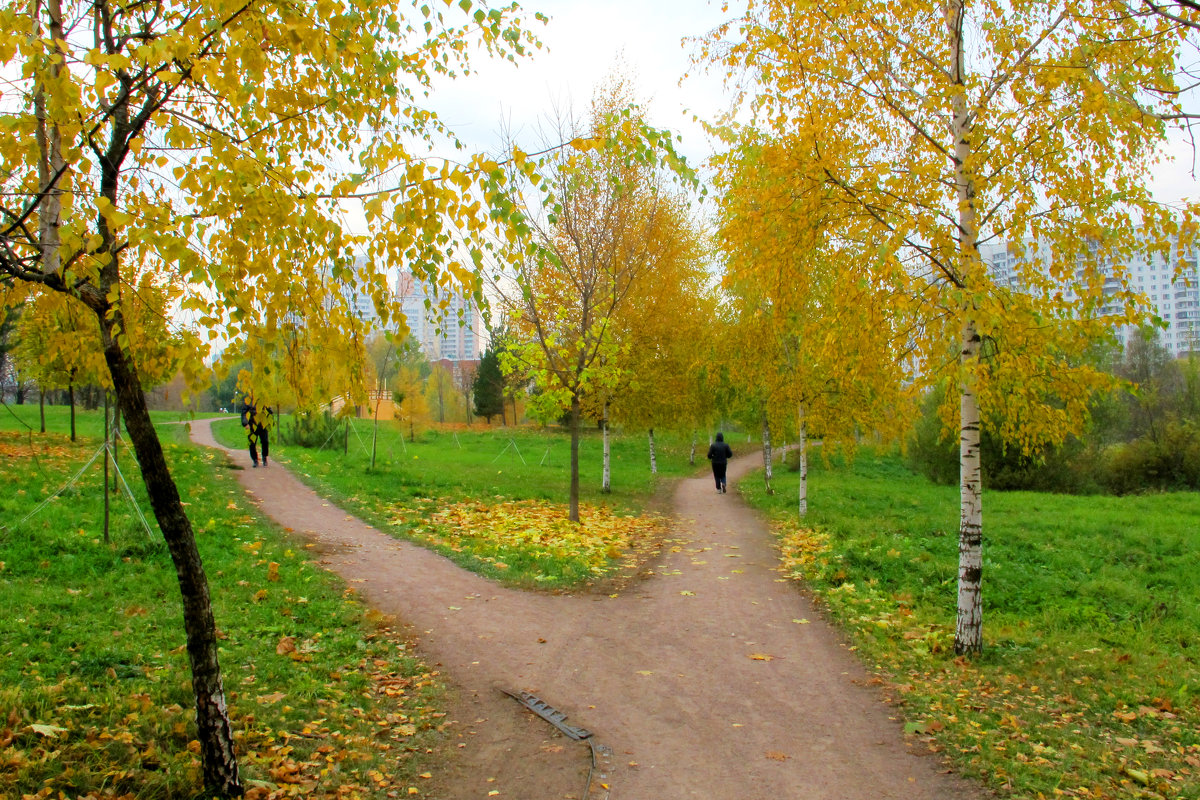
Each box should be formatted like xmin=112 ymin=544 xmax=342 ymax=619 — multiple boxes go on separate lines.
xmin=423 ymin=0 xmax=1200 ymax=206
xmin=426 ymin=0 xmax=736 ymax=167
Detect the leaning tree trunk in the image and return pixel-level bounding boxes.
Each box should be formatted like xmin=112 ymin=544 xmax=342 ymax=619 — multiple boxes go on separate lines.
xmin=568 ymin=393 xmax=581 ymax=523
xmin=100 ymin=312 xmax=243 ymax=795
xmin=647 ymin=428 xmax=657 ymax=475
xmin=601 ymin=401 xmax=611 ymax=494
xmin=761 ymin=414 xmax=774 ymax=495
xmin=949 ymin=0 xmax=984 ymax=656
xmin=797 ymin=403 xmax=808 ymax=517
xmin=30 ymin=1 xmax=239 ymax=788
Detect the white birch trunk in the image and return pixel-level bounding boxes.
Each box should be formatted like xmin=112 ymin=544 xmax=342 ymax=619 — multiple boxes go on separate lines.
xmin=949 ymin=0 xmax=984 ymax=655
xmin=689 ymin=431 xmax=696 ymax=466
xmin=601 ymin=401 xmax=611 ymax=493
xmin=761 ymin=415 xmax=774 ymax=495
xmin=798 ymin=404 xmax=808 ymax=518
xmin=648 ymin=428 xmax=657 ymax=475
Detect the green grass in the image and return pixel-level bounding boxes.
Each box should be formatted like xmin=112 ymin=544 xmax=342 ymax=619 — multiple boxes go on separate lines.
xmin=212 ymin=416 xmax=700 ymax=588
xmin=0 ymin=407 xmax=445 ymax=799
xmin=741 ymin=447 xmax=1200 ymax=800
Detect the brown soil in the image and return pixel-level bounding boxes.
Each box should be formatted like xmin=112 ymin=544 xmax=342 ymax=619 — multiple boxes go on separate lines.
xmin=191 ymin=419 xmax=990 ymax=800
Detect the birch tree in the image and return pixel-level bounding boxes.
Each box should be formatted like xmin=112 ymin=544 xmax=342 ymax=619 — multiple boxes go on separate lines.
xmin=713 ymin=131 xmax=915 ymax=515
xmin=601 ymin=194 xmax=710 ymax=484
xmin=703 ymin=0 xmax=1198 ymax=654
xmin=0 ymin=1 xmax=540 ymax=793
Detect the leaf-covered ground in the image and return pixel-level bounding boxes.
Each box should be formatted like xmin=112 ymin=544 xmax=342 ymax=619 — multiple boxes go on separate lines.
xmin=214 ymin=418 xmax=680 ymax=589
xmin=744 ymin=449 xmax=1200 ymax=800
xmin=0 ymin=421 xmax=447 ymax=800
xmin=388 ymin=498 xmax=668 ymax=587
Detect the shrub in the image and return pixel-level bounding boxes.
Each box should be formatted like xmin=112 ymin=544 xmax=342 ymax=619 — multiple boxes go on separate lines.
xmin=283 ymin=408 xmax=344 ymax=448
xmin=906 ymin=385 xmax=1103 ymax=494
xmin=1103 ymin=422 xmax=1200 ymax=494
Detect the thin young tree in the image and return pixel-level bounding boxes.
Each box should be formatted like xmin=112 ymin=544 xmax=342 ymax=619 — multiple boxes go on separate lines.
xmin=493 ymin=78 xmax=695 ymax=522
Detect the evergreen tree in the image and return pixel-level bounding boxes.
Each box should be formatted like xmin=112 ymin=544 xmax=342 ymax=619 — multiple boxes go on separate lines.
xmin=473 ymin=347 xmax=505 ymax=424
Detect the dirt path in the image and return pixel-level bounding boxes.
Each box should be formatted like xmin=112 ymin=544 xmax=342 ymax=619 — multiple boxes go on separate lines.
xmin=191 ymin=420 xmax=989 ymax=800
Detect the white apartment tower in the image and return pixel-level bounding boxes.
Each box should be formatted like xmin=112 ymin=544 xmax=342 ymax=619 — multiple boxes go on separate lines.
xmin=980 ymin=238 xmax=1200 ymax=357
xmin=393 ymin=271 xmax=483 ymax=364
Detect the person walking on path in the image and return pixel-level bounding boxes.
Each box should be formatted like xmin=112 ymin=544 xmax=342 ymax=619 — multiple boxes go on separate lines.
xmin=707 ymin=431 xmax=733 ymax=493
xmin=239 ymin=397 xmax=271 ymax=468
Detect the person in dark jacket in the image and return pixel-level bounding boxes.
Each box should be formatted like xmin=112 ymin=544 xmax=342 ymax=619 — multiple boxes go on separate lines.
xmin=239 ymin=397 xmax=271 ymax=468
xmin=706 ymin=432 xmax=733 ymax=493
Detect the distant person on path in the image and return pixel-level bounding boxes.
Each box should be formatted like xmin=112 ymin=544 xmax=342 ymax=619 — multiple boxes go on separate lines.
xmin=707 ymin=432 xmax=733 ymax=493
xmin=239 ymin=397 xmax=271 ymax=468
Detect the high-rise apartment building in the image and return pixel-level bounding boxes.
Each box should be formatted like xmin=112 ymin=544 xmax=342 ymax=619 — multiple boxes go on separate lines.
xmin=393 ymin=270 xmax=484 ymax=365
xmin=980 ymin=239 xmax=1200 ymax=357
xmin=327 ymin=257 xmax=484 ymax=364
xmin=341 ymin=255 xmax=383 ymax=328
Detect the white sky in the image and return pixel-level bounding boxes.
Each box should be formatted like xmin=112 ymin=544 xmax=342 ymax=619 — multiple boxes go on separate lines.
xmin=425 ymin=0 xmax=736 ymax=169
xmin=422 ymin=0 xmax=1200 ymax=206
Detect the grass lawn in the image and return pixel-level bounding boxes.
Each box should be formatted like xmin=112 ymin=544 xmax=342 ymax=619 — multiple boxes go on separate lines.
xmin=1 ymin=405 xmax=445 ymax=799
xmin=741 ymin=447 xmax=1200 ymax=800
xmin=212 ymin=415 xmax=702 ymax=589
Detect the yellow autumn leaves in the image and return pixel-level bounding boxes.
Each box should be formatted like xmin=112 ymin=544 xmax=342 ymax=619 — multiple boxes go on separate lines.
xmin=392 ymin=498 xmax=666 ymax=583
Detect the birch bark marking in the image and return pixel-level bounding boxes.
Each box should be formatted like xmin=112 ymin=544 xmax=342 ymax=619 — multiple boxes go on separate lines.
xmin=601 ymin=401 xmax=612 ymax=493
xmin=761 ymin=415 xmax=774 ymax=495
xmin=648 ymin=428 xmax=658 ymax=474
xmin=568 ymin=393 xmax=582 ymax=523
xmin=948 ymin=0 xmax=984 ymax=655
xmin=797 ymin=403 xmax=808 ymax=517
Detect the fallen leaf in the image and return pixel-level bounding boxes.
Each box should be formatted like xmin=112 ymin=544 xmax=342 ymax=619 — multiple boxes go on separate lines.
xmin=749 ymin=653 xmax=775 ymax=661
xmin=765 ymin=751 xmax=789 ymax=761
xmin=1124 ymin=767 xmax=1150 ymax=786
xmin=276 ymin=636 xmax=296 ymax=655
xmin=29 ymin=723 xmax=68 ymax=738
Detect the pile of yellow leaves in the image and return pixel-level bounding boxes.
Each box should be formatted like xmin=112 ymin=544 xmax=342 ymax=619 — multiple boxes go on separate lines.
xmin=396 ymin=499 xmax=667 ymax=583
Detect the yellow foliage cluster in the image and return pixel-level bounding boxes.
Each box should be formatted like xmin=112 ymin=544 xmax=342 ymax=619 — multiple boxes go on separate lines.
xmin=398 ymin=499 xmax=667 ymax=579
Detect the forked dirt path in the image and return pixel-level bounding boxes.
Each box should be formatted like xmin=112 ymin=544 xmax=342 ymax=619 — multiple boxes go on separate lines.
xmin=191 ymin=419 xmax=989 ymax=800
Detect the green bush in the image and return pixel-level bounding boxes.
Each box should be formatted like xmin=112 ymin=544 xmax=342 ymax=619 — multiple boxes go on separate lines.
xmin=1103 ymin=421 xmax=1200 ymax=494
xmin=905 ymin=385 xmax=1104 ymax=494
xmin=281 ymin=408 xmax=344 ymax=448
xmin=905 ymin=390 xmax=959 ymax=486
